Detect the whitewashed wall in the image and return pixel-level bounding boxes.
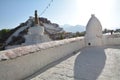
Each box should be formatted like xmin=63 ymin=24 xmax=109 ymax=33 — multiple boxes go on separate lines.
xmin=0 ymin=37 xmax=85 ymax=80
xmin=5 ymin=19 xmax=33 ymax=45
xmin=103 ymin=34 xmax=120 ymax=46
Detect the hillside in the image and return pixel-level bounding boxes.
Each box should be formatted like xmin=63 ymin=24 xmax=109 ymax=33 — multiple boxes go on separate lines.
xmin=0 ymin=17 xmax=65 ymax=50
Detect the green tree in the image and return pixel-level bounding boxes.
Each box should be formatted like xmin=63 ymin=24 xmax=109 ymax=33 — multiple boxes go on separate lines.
xmin=115 ymin=29 xmax=120 ymax=33
xmin=103 ymin=28 xmax=108 ymax=34
xmin=0 ymin=29 xmax=10 ymax=42
xmin=75 ymin=31 xmax=85 ymax=37
xmin=76 ymin=32 xmax=80 ymax=37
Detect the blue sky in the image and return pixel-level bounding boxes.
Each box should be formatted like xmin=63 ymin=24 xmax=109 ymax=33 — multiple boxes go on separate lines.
xmin=0 ymin=0 xmax=119 ymax=30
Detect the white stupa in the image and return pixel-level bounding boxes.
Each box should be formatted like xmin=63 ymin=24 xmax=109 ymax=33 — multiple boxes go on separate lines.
xmin=24 ymin=10 xmax=51 ymax=45
xmin=85 ymin=14 xmax=103 ymax=46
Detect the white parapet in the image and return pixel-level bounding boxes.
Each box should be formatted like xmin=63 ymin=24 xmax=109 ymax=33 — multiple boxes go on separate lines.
xmin=103 ymin=34 xmax=120 ymax=46
xmin=0 ymin=37 xmax=85 ymax=80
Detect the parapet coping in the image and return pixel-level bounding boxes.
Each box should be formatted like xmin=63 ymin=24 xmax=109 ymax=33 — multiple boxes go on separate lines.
xmin=0 ymin=37 xmax=84 ymax=62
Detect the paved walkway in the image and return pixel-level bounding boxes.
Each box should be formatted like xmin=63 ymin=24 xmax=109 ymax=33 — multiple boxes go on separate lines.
xmin=25 ymin=46 xmax=120 ymax=80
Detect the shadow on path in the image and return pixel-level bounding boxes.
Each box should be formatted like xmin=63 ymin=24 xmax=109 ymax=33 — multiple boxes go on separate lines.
xmin=74 ymin=47 xmax=106 ymax=80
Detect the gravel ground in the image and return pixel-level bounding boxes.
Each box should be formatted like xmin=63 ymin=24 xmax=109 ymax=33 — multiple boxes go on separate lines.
xmin=25 ymin=46 xmax=120 ymax=80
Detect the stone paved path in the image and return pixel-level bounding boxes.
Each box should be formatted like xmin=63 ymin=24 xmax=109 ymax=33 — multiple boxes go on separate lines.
xmin=25 ymin=46 xmax=120 ymax=80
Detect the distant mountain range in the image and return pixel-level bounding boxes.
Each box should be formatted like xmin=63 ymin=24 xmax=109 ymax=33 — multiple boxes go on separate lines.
xmin=60 ymin=24 xmax=85 ymax=33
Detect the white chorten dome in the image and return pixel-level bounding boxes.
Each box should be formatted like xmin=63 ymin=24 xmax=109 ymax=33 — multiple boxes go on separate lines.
xmin=24 ymin=10 xmax=51 ymax=45
xmin=85 ymin=14 xmax=103 ymax=46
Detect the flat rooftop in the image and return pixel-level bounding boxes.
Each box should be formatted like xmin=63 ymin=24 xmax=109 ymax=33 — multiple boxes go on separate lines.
xmin=25 ymin=46 xmax=120 ymax=80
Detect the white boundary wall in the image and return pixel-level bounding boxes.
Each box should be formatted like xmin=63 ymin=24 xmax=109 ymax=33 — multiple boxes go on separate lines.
xmin=103 ymin=34 xmax=120 ymax=46
xmin=0 ymin=37 xmax=85 ymax=80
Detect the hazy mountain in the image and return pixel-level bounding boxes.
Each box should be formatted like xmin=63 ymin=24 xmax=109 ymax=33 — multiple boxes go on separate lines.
xmin=61 ymin=24 xmax=85 ymax=33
